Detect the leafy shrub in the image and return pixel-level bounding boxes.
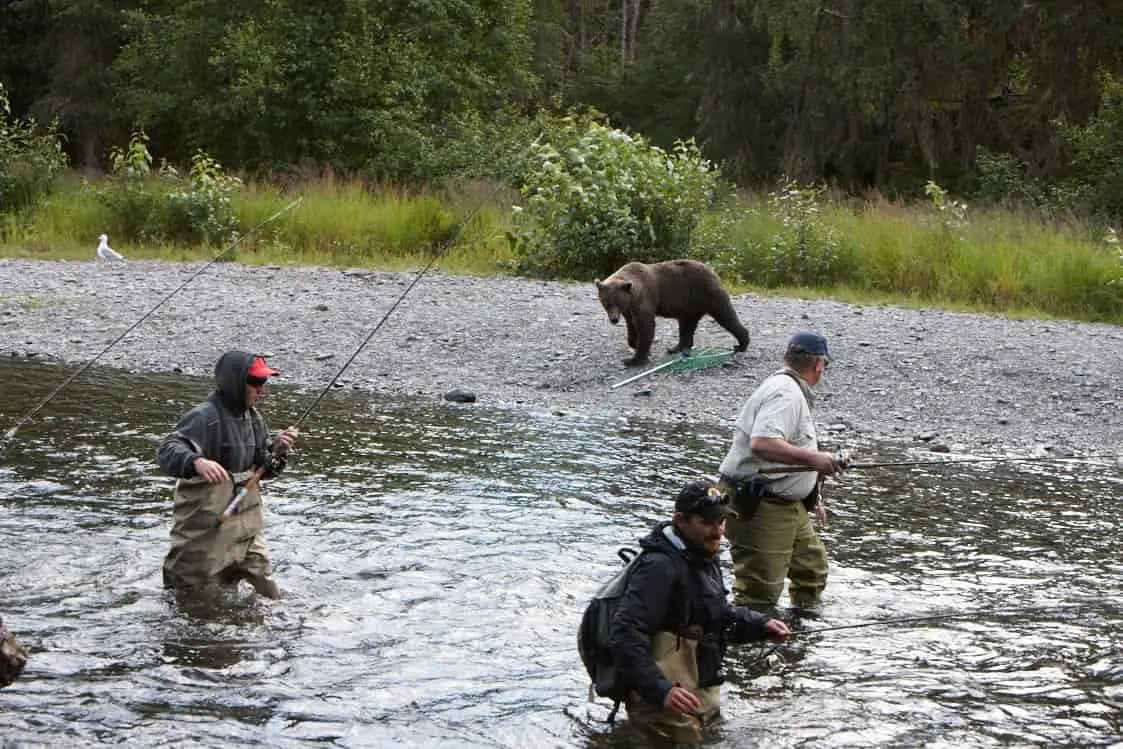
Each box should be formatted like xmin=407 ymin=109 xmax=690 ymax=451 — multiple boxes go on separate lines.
xmin=0 ymin=83 xmax=67 ymax=217
xmin=761 ymin=178 xmax=845 ymax=286
xmin=511 ymin=115 xmax=725 ymax=278
xmin=95 ymin=129 xmax=241 ymax=244
xmin=166 ymin=151 xmax=242 ymax=244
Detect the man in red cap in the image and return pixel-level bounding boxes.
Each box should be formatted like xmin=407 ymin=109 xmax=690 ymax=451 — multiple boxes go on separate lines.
xmin=157 ymin=350 xmax=298 ymax=599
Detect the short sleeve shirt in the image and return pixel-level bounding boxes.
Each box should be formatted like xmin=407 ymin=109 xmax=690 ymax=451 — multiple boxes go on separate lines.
xmin=718 ymin=369 xmax=819 ymax=501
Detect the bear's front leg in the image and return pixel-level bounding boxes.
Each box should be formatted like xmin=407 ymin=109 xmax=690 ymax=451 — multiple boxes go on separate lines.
xmin=624 ymin=313 xmax=655 ymax=366
xmin=625 ymin=316 xmax=638 ymax=351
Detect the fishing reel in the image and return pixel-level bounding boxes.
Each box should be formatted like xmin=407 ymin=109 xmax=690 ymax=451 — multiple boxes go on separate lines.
xmin=836 ymin=449 xmax=853 ymax=470
xmin=265 ymin=451 xmax=288 ymax=475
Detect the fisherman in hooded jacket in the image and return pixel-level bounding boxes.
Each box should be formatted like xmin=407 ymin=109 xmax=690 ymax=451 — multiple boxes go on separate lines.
xmin=157 ymin=350 xmax=298 ymax=599
xmin=609 ymin=478 xmax=790 ymax=744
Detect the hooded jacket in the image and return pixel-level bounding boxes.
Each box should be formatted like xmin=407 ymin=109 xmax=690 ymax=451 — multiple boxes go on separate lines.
xmin=608 ymin=521 xmax=770 ymax=707
xmin=156 ymin=350 xmax=274 ymax=478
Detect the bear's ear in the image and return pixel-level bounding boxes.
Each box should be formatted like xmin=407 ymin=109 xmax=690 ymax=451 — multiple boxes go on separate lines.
xmin=594 ymin=278 xmax=603 ymax=287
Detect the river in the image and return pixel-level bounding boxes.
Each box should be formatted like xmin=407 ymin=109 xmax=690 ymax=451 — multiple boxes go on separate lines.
xmin=0 ymin=358 xmax=1120 ymax=747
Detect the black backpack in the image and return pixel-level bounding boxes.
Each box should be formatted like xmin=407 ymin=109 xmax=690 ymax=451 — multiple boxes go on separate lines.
xmin=577 ymin=545 xmax=691 ymax=721
xmin=577 ymin=546 xmax=645 ymax=710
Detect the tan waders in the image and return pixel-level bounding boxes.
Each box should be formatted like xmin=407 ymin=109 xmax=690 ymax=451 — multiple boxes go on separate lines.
xmin=724 ymin=497 xmax=828 ymax=611
xmin=162 ymin=470 xmax=280 ymax=598
xmin=624 ymin=631 xmax=722 ymax=745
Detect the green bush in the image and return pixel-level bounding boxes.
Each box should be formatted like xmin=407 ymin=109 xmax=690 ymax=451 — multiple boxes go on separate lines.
xmin=713 ymin=179 xmax=853 ymax=288
xmin=94 ymin=130 xmax=242 ymax=244
xmin=511 ymin=115 xmax=725 ymax=278
xmin=0 ymin=83 xmax=67 ymax=218
xmin=166 ymin=151 xmax=242 ymax=244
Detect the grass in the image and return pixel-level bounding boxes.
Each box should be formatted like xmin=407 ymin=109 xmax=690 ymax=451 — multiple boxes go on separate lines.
xmin=1 ymin=174 xmax=1120 ymax=323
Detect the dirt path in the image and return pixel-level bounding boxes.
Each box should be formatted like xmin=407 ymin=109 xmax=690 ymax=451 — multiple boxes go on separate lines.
xmin=1 ymin=258 xmax=1120 ymax=455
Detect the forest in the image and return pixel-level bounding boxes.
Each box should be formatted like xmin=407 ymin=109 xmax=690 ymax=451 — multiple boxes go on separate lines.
xmin=2 ymin=1 xmax=1122 ymax=321
xmin=1 ymin=0 xmax=1121 ymax=206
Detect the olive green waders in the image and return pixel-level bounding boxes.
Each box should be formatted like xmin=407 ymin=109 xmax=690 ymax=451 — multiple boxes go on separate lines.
xmin=163 ymin=470 xmax=279 ymax=598
xmin=623 ymin=630 xmax=722 ymax=745
xmin=721 ymin=491 xmax=828 ymax=611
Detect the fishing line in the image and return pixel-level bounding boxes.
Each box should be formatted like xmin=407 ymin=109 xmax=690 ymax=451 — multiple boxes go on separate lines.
xmin=761 ymin=452 xmax=1122 ymax=474
xmin=1 ymin=197 xmax=303 ymax=447
xmin=789 ymin=603 xmax=1085 ymax=637
xmin=217 ymin=153 xmax=543 ymax=523
xmin=742 ymin=603 xmax=1087 ymax=668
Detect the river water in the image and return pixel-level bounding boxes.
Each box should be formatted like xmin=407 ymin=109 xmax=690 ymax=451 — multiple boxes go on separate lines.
xmin=0 ymin=358 xmax=1120 ymax=748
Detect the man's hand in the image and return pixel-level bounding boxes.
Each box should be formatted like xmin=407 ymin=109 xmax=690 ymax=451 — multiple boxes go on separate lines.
xmin=813 ymin=501 xmax=828 ymax=527
xmin=193 ymin=457 xmax=227 ymax=484
xmin=808 ymin=450 xmax=843 ymax=476
xmin=663 ymin=684 xmax=702 ymax=714
xmin=764 ymin=618 xmax=791 ymax=642
xmin=273 ymin=426 xmax=299 ymax=455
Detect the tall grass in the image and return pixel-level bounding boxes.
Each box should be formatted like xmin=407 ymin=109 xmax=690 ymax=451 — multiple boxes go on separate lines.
xmin=1 ymin=173 xmax=1119 ymax=323
xmin=715 ymin=193 xmax=1122 ymax=323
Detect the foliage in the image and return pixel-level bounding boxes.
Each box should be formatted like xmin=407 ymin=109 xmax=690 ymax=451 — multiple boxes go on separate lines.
xmin=1052 ymin=75 xmax=1123 ymax=220
xmin=166 ymin=151 xmax=242 ymax=244
xmin=0 ymin=83 xmax=67 ymax=217
xmin=110 ymin=0 xmax=537 ymax=182
xmin=762 ymin=178 xmax=847 ymax=286
xmin=93 ymin=129 xmax=241 ymax=244
xmin=511 ymin=115 xmax=725 ymax=278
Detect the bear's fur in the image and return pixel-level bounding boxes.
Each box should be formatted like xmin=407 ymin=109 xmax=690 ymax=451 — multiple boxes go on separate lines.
xmin=594 ymin=259 xmax=750 ymax=366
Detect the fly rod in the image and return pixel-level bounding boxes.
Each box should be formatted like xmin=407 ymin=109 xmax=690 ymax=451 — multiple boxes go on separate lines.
xmin=1 ymin=197 xmax=303 ymax=448
xmin=761 ymin=452 xmax=1121 ymax=474
xmin=215 ymin=158 xmax=539 ymax=524
xmin=789 ymin=604 xmax=1083 ymax=636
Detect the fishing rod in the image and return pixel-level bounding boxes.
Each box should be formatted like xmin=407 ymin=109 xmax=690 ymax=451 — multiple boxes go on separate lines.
xmin=0 ymin=197 xmax=303 ymax=449
xmin=789 ymin=604 xmax=1083 ymax=636
xmin=216 ymin=174 xmax=524 ymax=524
xmin=761 ymin=452 xmax=1122 ymax=474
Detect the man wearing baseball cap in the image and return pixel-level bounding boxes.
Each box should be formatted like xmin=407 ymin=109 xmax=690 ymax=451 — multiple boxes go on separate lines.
xmin=157 ymin=350 xmax=298 ymax=599
xmin=716 ymin=332 xmax=845 ymax=614
xmin=607 ymin=478 xmax=790 ymax=743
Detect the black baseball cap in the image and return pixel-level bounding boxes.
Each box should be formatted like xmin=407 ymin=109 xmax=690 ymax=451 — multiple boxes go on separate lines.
xmin=674 ymin=479 xmax=736 ymax=520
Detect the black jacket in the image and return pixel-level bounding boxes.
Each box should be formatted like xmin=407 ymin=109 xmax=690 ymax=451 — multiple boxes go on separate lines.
xmin=608 ymin=521 xmax=770 ymax=707
xmin=156 ymin=350 xmax=276 ymax=478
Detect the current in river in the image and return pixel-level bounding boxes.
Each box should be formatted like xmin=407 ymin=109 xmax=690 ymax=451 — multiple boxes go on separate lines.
xmin=1 ymin=358 xmax=1120 ymax=747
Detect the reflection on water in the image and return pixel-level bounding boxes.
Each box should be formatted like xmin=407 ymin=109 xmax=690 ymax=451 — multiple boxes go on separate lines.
xmin=0 ymin=358 xmax=1120 ymax=747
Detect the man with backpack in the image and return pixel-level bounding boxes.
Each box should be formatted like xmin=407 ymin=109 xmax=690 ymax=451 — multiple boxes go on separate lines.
xmin=605 ymin=478 xmax=790 ymax=744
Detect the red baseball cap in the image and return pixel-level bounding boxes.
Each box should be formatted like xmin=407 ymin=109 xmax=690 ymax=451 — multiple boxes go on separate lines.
xmin=247 ymin=356 xmax=281 ymax=380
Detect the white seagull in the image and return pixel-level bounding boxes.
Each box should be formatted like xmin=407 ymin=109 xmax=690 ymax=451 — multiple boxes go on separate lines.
xmin=96 ymin=234 xmax=125 ymax=261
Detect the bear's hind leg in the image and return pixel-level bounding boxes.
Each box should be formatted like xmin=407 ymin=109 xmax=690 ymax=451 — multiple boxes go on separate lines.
xmin=669 ymin=314 xmax=702 ymax=355
xmin=710 ymin=299 xmax=750 ymax=352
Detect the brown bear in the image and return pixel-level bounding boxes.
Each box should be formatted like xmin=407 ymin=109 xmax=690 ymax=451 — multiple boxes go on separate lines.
xmin=594 ymin=259 xmax=750 ymax=366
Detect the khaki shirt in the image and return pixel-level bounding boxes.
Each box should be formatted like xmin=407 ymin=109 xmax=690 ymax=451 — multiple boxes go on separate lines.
xmin=718 ymin=368 xmax=818 ymax=501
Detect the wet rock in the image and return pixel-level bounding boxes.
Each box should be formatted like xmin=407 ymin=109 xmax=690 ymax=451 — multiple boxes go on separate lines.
xmin=915 ymin=431 xmax=938 ymax=442
xmin=314 ymin=353 xmax=335 ymax=361
xmin=444 ymin=388 xmax=477 ymax=403
xmin=314 ymin=303 xmax=329 ymax=312
xmin=633 ymin=388 xmax=653 ymax=397
xmin=929 ymin=443 xmax=951 ymax=453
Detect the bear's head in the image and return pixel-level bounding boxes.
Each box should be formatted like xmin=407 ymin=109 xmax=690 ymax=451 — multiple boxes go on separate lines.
xmin=594 ymin=277 xmax=633 ymax=325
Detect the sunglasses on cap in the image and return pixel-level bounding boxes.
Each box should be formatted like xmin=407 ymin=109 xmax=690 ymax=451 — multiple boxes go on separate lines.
xmin=246 ymin=375 xmax=269 ymax=387
xmin=676 ymin=483 xmax=733 ymax=516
